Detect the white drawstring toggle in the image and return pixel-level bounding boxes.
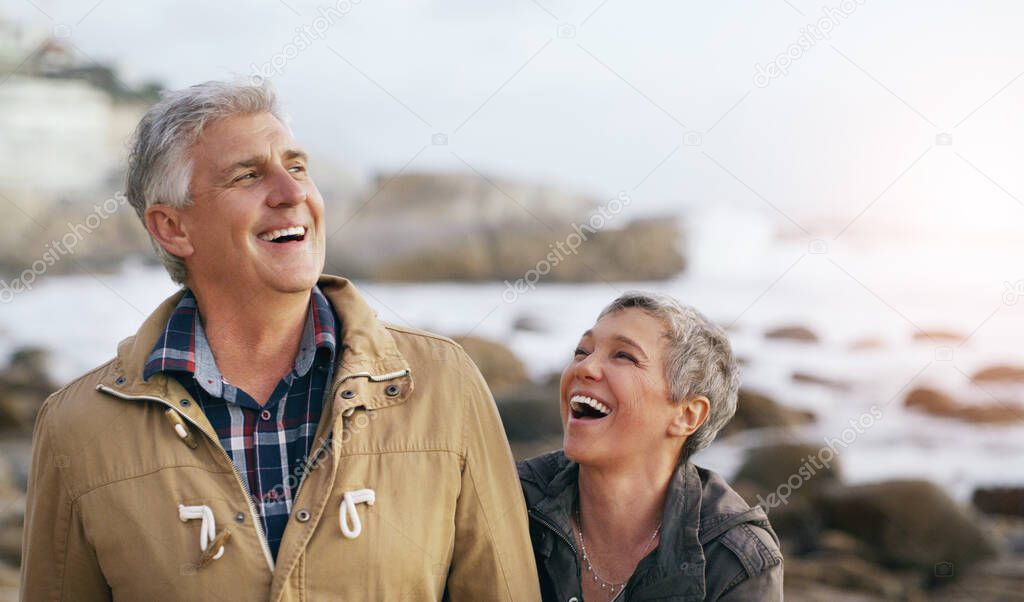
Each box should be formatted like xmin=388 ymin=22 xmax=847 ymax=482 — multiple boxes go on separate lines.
xmin=339 ymin=489 xmax=375 ymax=539
xmin=179 ymin=504 xmax=225 ymax=560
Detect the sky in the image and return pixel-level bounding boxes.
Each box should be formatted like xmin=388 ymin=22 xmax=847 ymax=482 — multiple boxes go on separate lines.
xmin=5 ymin=0 xmax=1024 ymax=245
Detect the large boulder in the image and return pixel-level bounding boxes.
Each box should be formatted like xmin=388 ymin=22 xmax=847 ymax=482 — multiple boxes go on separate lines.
xmin=904 ymin=387 xmax=1024 ymax=424
xmin=720 ymin=389 xmax=815 ymax=435
xmin=451 ymin=336 xmax=529 ymax=398
xmin=733 ymin=443 xmax=842 ymax=552
xmin=373 ymin=218 xmax=686 ymax=282
xmin=819 ymin=480 xmax=998 ymax=573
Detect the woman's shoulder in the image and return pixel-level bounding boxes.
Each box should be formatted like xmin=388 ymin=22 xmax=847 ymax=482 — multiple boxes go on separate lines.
xmin=692 ymin=464 xmax=784 ymax=600
xmin=516 ymin=450 xmax=571 ymax=502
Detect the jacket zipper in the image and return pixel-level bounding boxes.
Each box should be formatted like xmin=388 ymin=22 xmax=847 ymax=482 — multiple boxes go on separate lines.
xmin=96 ymin=385 xmax=276 ymax=572
xmin=528 ymin=508 xmax=583 ymax=583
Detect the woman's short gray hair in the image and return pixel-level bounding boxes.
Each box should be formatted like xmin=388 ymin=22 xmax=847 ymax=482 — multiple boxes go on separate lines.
xmin=598 ymin=291 xmax=740 ymax=461
xmin=125 ymin=79 xmax=286 ymax=284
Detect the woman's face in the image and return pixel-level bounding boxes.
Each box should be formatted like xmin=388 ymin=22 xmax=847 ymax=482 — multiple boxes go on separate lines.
xmin=559 ymin=307 xmax=683 ymax=468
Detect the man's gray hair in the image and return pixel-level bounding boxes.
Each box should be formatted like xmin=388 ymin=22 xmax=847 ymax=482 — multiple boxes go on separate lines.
xmin=125 ymin=80 xmax=287 ymax=284
xmin=598 ymin=291 xmax=740 ymax=462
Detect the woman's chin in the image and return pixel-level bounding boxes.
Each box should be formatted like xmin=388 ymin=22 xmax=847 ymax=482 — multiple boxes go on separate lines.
xmin=563 ymin=434 xmax=606 ymax=466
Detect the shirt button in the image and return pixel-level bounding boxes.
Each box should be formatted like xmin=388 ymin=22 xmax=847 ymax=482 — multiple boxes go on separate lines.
xmin=234 ymin=512 xmax=245 ymax=523
xmin=260 ymin=409 xmax=271 ymax=421
xmin=295 ymin=509 xmax=311 ymax=523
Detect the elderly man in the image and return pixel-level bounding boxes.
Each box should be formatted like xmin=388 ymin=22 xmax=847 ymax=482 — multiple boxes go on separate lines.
xmin=21 ymin=81 xmax=539 ymax=600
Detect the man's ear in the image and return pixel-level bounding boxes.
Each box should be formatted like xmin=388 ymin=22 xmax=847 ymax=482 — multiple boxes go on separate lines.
xmin=668 ymin=395 xmax=710 ymax=438
xmin=144 ymin=204 xmax=194 ymax=259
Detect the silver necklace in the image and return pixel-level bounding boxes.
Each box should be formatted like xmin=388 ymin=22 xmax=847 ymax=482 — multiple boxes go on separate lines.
xmin=574 ymin=503 xmax=662 ymax=596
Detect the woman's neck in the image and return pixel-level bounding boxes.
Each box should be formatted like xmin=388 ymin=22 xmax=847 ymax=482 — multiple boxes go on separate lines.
xmin=576 ymin=455 xmax=676 ymax=552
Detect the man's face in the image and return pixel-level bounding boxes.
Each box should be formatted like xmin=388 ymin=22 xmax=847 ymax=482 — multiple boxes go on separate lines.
xmin=179 ymin=112 xmax=326 ymax=296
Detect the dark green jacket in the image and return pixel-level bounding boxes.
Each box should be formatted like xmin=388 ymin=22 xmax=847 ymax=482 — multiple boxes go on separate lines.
xmin=518 ymin=451 xmax=783 ymax=601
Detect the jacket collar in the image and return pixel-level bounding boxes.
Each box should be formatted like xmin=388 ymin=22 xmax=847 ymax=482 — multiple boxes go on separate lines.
xmin=99 ymin=275 xmax=413 ymax=416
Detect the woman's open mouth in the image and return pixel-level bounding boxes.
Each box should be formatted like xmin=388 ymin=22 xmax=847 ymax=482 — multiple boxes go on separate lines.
xmin=569 ymin=394 xmax=611 ymax=420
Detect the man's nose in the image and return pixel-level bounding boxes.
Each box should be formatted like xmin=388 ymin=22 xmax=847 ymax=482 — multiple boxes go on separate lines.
xmin=266 ymin=165 xmax=306 ymax=207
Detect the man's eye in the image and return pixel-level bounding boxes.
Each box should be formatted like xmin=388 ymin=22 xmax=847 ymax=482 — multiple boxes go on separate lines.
xmin=573 ymin=347 xmax=589 ymax=357
xmin=289 ymin=164 xmax=306 ymax=173
xmin=235 ymin=172 xmax=257 ymax=182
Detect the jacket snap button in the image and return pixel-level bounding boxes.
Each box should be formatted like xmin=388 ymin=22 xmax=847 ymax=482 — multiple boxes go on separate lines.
xmin=260 ymin=409 xmax=272 ymax=421
xmin=385 ymin=384 xmax=400 ymax=397
xmin=341 ymin=390 xmax=356 ymax=399
xmin=180 ymin=399 xmax=191 ymax=407
xmin=296 ymin=509 xmax=311 ymax=522
xmin=114 ymin=376 xmax=126 ymax=385
xmin=234 ymin=512 xmax=245 ymax=523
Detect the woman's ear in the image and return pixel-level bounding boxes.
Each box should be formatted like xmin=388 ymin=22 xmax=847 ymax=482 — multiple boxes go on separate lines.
xmin=144 ymin=204 xmax=194 ymax=259
xmin=668 ymin=395 xmax=710 ymax=438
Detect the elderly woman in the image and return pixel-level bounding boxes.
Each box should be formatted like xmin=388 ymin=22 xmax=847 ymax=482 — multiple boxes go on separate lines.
xmin=518 ymin=292 xmax=783 ymax=601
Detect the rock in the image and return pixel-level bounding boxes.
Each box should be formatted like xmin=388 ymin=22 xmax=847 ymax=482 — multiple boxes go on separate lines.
xmin=720 ymin=389 xmax=815 ymax=435
xmin=849 ymin=338 xmax=885 ymax=351
xmin=784 ymin=554 xmax=913 ymax=600
xmin=452 ymin=336 xmax=529 ymax=398
xmin=927 ymin=557 xmax=1024 ymax=601
xmin=765 ymin=325 xmax=819 ymax=343
xmin=735 ymin=443 xmax=843 ymax=497
xmin=819 ymin=480 xmax=998 ymax=573
xmin=792 ymin=371 xmax=852 ymax=391
xmin=0 ymin=346 xmax=56 ymax=432
xmin=972 ymin=487 xmax=1024 ymax=518
xmin=904 ymin=387 xmax=1024 ymax=424
xmin=733 ymin=443 xmax=841 ymax=552
xmin=512 ymin=314 xmax=547 ymax=333
xmin=495 ymin=382 xmax=563 ymax=443
xmin=912 ymin=330 xmax=964 ymax=344
xmin=367 ymin=218 xmax=686 ymax=282
xmin=971 ymin=365 xmax=1024 ymax=383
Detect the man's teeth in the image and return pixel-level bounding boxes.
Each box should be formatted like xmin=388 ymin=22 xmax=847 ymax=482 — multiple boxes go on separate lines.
xmin=569 ymin=395 xmax=611 ymax=416
xmin=257 ymin=226 xmax=306 ymax=242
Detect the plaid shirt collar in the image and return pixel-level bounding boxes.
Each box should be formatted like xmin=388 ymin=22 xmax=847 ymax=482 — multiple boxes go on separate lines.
xmin=142 ymin=286 xmax=337 ymax=390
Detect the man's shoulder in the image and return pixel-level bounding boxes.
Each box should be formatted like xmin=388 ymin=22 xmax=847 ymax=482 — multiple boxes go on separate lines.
xmin=33 ymin=357 xmax=127 ymax=468
xmin=382 ymin=322 xmax=479 ymax=370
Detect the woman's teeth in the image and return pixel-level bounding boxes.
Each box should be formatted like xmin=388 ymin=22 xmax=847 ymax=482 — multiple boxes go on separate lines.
xmin=569 ymin=394 xmax=611 ymax=418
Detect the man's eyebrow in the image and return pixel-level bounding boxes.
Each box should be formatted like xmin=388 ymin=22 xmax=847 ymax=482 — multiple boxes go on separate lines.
xmin=218 ymin=149 xmax=308 ymax=177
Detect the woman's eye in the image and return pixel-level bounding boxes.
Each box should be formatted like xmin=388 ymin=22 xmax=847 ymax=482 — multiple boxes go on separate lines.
xmin=616 ymin=351 xmax=637 ymax=362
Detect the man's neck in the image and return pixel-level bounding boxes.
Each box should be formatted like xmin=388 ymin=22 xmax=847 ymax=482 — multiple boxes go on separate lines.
xmin=190 ymin=284 xmax=313 ymax=405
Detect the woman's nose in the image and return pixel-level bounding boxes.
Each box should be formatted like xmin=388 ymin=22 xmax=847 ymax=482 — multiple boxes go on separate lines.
xmin=575 ymin=353 xmax=602 ymax=380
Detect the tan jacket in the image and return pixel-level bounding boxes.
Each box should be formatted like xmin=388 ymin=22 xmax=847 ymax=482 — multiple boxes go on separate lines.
xmin=21 ymin=275 xmax=540 ymax=601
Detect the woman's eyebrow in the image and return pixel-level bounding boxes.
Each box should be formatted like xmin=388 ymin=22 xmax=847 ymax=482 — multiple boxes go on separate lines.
xmin=612 ymin=334 xmax=648 ymax=358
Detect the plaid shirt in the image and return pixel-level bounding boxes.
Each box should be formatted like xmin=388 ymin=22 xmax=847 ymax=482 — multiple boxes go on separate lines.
xmin=143 ymin=287 xmax=338 ymax=559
